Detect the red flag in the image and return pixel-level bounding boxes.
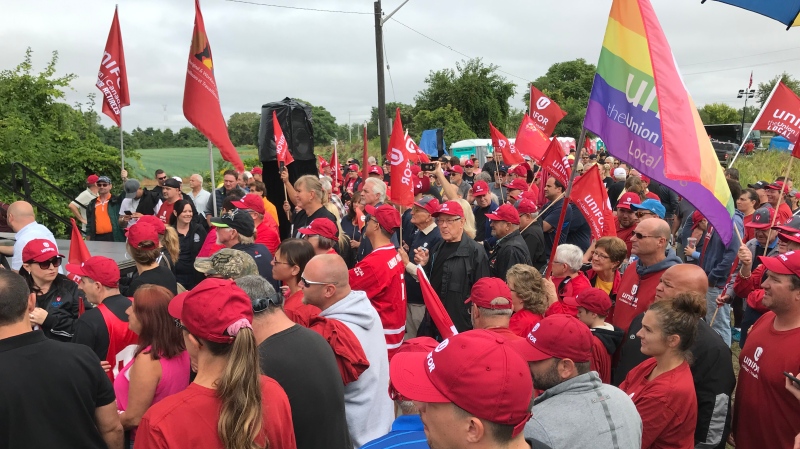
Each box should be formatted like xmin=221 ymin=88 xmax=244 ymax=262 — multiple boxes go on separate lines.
xmin=417 ymin=267 xmax=458 ymax=339
xmin=584 ymin=137 xmax=593 ymax=154
xmin=96 ymin=6 xmax=129 ymax=127
xmin=570 ymin=165 xmax=616 ymax=241
xmin=793 ymin=132 xmax=800 ymax=159
xmin=540 ymin=138 xmax=571 ymax=188
xmin=330 ymin=145 xmax=342 ymax=194
xmin=751 ymin=81 xmax=800 ymax=148
xmin=273 ymin=111 xmax=294 ymax=166
xmin=528 ymin=85 xmax=567 ymax=136
xmin=489 ymin=122 xmax=525 ymax=165
xmin=514 ymin=115 xmax=550 ymax=162
xmin=317 ymin=154 xmax=326 ymax=169
xmin=388 ymin=108 xmax=414 ymax=207
xmin=183 ymin=0 xmax=244 ymax=173
xmin=405 ymin=134 xmax=430 ymax=163
xmin=67 ymin=218 xmax=92 ymax=315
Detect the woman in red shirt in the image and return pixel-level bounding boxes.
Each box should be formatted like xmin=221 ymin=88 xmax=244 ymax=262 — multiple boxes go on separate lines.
xmin=506 ymin=264 xmax=549 ymax=337
xmin=270 ymin=238 xmax=321 ymax=326
xmin=620 ymin=292 xmax=702 ymax=449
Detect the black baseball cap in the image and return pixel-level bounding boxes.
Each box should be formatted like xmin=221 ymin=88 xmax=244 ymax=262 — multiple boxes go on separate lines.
xmin=164 ymin=178 xmax=182 ymax=189
xmin=748 ymin=180 xmax=770 ymax=190
xmin=210 ymin=210 xmax=255 ymax=237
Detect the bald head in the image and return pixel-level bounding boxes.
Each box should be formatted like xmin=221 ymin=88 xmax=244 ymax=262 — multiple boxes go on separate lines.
xmin=7 ymin=201 xmax=35 ymax=232
xmin=311 ymin=254 xmax=350 ymax=287
xmin=654 ymin=264 xmax=711 ymax=317
xmin=302 ymin=254 xmax=351 ymax=310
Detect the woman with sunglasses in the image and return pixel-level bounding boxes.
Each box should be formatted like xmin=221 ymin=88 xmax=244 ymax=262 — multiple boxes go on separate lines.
xmin=115 ymin=285 xmax=190 ymax=447
xmin=270 ymin=239 xmax=320 ymax=323
xmin=20 ymin=239 xmax=89 ymax=341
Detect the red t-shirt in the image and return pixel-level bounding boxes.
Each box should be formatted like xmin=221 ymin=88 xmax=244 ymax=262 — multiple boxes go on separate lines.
xmin=349 ymin=244 xmax=406 ymax=358
xmin=620 ymin=358 xmax=697 ymax=449
xmin=610 ymin=261 xmax=667 ymax=333
xmin=777 ymin=202 xmax=793 ymax=224
xmin=156 ymin=201 xmax=175 ymax=224
xmin=134 ymin=377 xmax=296 ymax=449
xmin=509 ymin=309 xmax=543 ymax=338
xmin=615 ymin=218 xmax=635 ymax=257
xmin=552 ymin=272 xmax=591 ymax=315
xmin=282 ymin=289 xmax=321 ymax=327
xmin=733 ymin=312 xmax=800 ymax=449
xmin=486 ymin=326 xmax=522 ymax=341
xmin=742 ymin=213 xmax=755 ymax=243
xmin=255 ymin=220 xmax=280 ymax=256
xmin=590 ymin=333 xmax=611 ymax=384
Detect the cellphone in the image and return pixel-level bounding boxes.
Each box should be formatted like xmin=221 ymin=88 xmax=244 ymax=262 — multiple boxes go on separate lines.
xmin=124 ymin=210 xmax=132 ymax=216
xmin=420 ymin=163 xmax=436 ymax=172
xmin=784 ymin=372 xmax=800 ymax=387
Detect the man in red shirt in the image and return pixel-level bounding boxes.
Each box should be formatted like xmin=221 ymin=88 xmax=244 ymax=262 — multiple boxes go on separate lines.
xmin=465 ymin=277 xmax=520 ymax=341
xmin=732 ymin=251 xmax=800 ymax=449
xmin=615 ymin=192 xmax=639 ymax=257
xmin=155 ymin=178 xmax=182 ymax=224
xmin=610 ymin=218 xmax=681 ymax=332
xmin=349 ymin=204 xmax=405 ymax=358
xmin=233 ymin=193 xmax=280 ymax=255
xmin=765 ymin=180 xmax=794 ymax=224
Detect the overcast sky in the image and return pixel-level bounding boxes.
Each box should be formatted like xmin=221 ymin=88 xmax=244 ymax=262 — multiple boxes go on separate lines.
xmin=2 ymin=0 xmax=799 ymax=135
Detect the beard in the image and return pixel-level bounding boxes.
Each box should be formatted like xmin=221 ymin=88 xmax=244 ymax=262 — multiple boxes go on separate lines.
xmin=531 ymin=360 xmax=562 ymax=391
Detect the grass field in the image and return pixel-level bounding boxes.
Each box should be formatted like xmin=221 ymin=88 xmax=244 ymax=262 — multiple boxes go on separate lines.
xmin=125 ymin=146 xmax=259 ymax=180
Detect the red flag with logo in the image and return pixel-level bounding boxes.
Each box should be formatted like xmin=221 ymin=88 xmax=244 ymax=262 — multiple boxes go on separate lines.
xmin=571 ymin=165 xmax=616 ymax=241
xmin=273 ymin=111 xmax=294 ymax=166
xmin=489 ymin=122 xmax=524 ymax=165
xmin=405 ymin=134 xmax=430 ymax=163
xmin=96 ymin=6 xmax=130 ymax=127
xmin=388 ymin=108 xmax=414 ymax=207
xmin=330 ymin=144 xmax=342 ymax=194
xmin=751 ymin=81 xmax=800 ymax=151
xmin=540 ymin=138 xmax=571 ymax=188
xmin=417 ymin=266 xmax=458 ymax=339
xmin=183 ymin=0 xmax=244 ymax=172
xmin=528 ymin=85 xmax=566 ymax=136
xmin=68 ymin=218 xmax=92 ymax=315
xmin=514 ymin=115 xmax=551 ymax=162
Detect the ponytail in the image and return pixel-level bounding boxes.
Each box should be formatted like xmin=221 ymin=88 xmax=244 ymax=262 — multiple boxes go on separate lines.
xmin=648 ymin=292 xmax=705 ymax=360
xmin=161 ymin=227 xmax=180 ymax=266
xmin=207 ymin=328 xmax=265 ymax=449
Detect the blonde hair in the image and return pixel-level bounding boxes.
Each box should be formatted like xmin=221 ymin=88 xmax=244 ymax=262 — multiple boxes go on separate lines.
xmin=506 ymin=264 xmax=548 ymax=315
xmin=161 ymin=227 xmax=180 ymax=266
xmin=324 ymin=202 xmax=349 ymax=250
xmin=456 ymin=199 xmax=476 ymax=239
xmin=295 ymin=175 xmax=328 ymax=205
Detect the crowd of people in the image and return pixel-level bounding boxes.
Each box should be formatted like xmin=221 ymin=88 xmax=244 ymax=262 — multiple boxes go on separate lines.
xmin=1 ymin=148 xmax=799 ymax=449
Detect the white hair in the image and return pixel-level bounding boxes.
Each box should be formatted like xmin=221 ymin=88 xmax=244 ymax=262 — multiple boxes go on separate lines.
xmin=242 ymin=171 xmax=252 ymax=180
xmin=191 ymin=173 xmax=203 ymax=183
xmin=368 ymin=156 xmax=377 ymax=166
xmin=319 ymin=176 xmax=333 ymax=193
xmin=555 ymin=244 xmax=584 ymax=272
xmin=364 ymin=177 xmax=386 ymax=203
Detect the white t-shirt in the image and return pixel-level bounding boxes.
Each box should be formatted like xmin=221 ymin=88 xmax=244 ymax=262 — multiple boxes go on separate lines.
xmin=70 ymin=188 xmax=98 ymax=231
xmin=119 ymin=197 xmax=141 ymax=228
xmin=11 ymin=221 xmax=58 ymax=271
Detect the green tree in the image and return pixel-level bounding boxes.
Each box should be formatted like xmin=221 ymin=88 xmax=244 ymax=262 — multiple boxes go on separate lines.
xmin=411 ymin=105 xmax=476 ymax=144
xmin=227 ymin=112 xmax=260 ymax=146
xmin=757 ymin=72 xmax=800 ymax=108
xmin=505 ymin=108 xmax=526 ymax=136
xmin=415 ymin=58 xmax=516 ymax=137
xmin=523 ymin=58 xmax=596 ymax=138
xmin=368 ymin=102 xmax=414 ymax=139
xmin=698 ymin=103 xmax=740 ymax=124
xmin=738 ymin=105 xmax=759 ymax=124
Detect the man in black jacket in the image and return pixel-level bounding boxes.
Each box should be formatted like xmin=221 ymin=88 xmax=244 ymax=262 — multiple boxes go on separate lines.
xmin=414 ymin=201 xmax=489 ymax=334
xmin=612 ymin=264 xmax=735 ymax=449
xmin=516 ymin=199 xmax=547 ymax=271
xmin=204 ymin=169 xmax=245 ymax=219
xmin=486 ymin=204 xmax=531 ymax=281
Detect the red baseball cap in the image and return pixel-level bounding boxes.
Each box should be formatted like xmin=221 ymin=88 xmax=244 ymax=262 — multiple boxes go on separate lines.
xmin=486 ymin=204 xmax=521 ymax=225
xmin=766 ymin=181 xmax=786 ymax=191
xmin=65 ymin=256 xmax=120 ymax=288
xmin=504 ymin=178 xmax=528 ymax=192
xmin=774 ymin=216 xmax=800 ymax=234
xmin=366 ymin=204 xmax=401 ymax=232
xmin=390 ymin=330 xmax=533 ymax=436
xmin=86 ymin=174 xmax=99 ymax=184
xmin=22 ymin=239 xmax=63 ymax=263
xmin=169 ymin=277 xmax=254 ymax=344
xmin=450 ymin=165 xmax=464 ymax=175
xmin=520 ymin=190 xmax=538 ymax=201
xmin=136 ymin=215 xmax=166 ymax=235
xmin=640 ymin=175 xmax=650 ymax=184
xmin=472 ymin=181 xmax=490 ymax=197
xmin=464 ymin=278 xmax=512 ymax=309
xmin=348 ymin=164 xmax=359 ymax=172
xmin=745 ymin=207 xmax=775 ymax=229
xmin=369 ymin=165 xmax=384 ymax=176
xmin=464 ymin=160 xmax=474 ymax=167
xmin=511 ymin=165 xmax=527 ymax=177
xmin=319 ymin=160 xmax=329 ymax=168
xmin=413 ymin=197 xmax=440 ymax=215
xmin=758 ymin=250 xmax=800 ymax=277
xmin=299 ymin=218 xmax=339 ymax=240
xmin=413 ymin=176 xmax=431 ymax=196
xmin=510 ymin=314 xmax=592 ymax=363
xmin=575 ymin=288 xmax=612 ymax=316
xmin=232 ymin=193 xmax=266 ymax=215
xmin=433 ymin=201 xmax=464 ymax=218
xmin=127 ymin=222 xmax=160 ymax=249
xmin=515 ymin=198 xmax=538 ymax=215
xmin=616 ymin=192 xmax=639 ymax=210
xmin=251 ymin=166 xmax=263 ymax=175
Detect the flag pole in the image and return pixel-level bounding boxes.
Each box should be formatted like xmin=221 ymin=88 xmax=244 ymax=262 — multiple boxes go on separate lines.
xmin=545 ymin=127 xmax=587 ymax=278
xmin=730 ymin=81 xmax=779 ymax=167
xmin=764 ymin=155 xmax=795 ymax=256
xmin=495 ymin=157 xmax=505 ymax=204
xmin=119 ymin=122 xmax=125 ymax=171
xmin=208 ymin=139 xmax=217 ymax=217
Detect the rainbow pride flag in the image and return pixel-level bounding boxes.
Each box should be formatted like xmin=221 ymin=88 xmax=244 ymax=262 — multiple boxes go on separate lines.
xmin=583 ymin=0 xmax=735 ymax=243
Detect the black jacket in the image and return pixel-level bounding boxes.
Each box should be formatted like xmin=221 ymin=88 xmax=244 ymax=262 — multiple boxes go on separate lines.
xmin=426 ymin=237 xmax=490 ymax=333
xmin=521 ymin=221 xmax=548 ymax=271
xmin=204 ymin=186 xmax=245 ymax=217
xmin=34 ymin=275 xmax=91 ymax=342
xmin=489 ymin=230 xmax=532 ymax=281
xmin=175 ymin=222 xmax=207 ymax=290
xmin=592 ymin=326 xmax=624 ymax=356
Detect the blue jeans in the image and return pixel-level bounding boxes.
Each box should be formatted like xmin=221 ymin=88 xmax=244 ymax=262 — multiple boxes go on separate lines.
xmin=706 ymin=286 xmax=731 ymax=346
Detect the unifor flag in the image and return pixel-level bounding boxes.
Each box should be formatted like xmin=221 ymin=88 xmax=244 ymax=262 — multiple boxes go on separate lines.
xmin=96 ymin=6 xmax=130 ymax=127
xmin=183 ymin=0 xmax=244 ymax=173
xmin=749 ymin=81 xmax=800 ymax=152
xmin=489 ymin=121 xmax=525 ymax=165
xmin=529 ymin=84 xmax=567 ymax=136
xmin=67 ymin=218 xmax=92 ymax=315
xmin=405 ymin=134 xmax=430 ymax=164
xmin=570 ymin=165 xmax=617 ymax=241
xmin=514 ymin=115 xmax=551 ymax=162
xmin=540 ymin=138 xmax=571 ymax=188
xmin=416 ymin=266 xmax=458 ymax=339
xmin=388 ymin=108 xmax=414 ymax=207
xmin=583 ymin=0 xmax=734 ymax=244
xmin=273 ymin=111 xmax=294 ymax=166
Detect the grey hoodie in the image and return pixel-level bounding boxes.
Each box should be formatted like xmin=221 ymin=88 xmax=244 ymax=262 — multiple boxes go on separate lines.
xmin=637 ymin=250 xmax=682 ymax=277
xmin=524 ymin=372 xmax=642 ymax=449
xmin=320 ymin=289 xmax=394 ymax=448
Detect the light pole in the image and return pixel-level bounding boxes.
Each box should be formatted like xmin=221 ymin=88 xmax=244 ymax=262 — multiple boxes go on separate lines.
xmin=737 ymin=88 xmax=755 ymax=144
xmin=374 ymin=0 xmax=410 ymax=158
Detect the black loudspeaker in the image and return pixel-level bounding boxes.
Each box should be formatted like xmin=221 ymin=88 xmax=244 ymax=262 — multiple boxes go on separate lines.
xmin=436 ymin=128 xmax=445 ymax=157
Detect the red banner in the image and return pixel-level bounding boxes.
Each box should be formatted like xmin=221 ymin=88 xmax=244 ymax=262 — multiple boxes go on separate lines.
xmin=540 ymin=138 xmax=571 ymax=188
xmin=514 ymin=115 xmax=551 ymax=162
xmin=571 ymin=165 xmax=616 ymax=241
xmin=489 ymin=121 xmax=525 ymax=165
xmin=405 ymin=134 xmax=430 ymax=163
xmin=529 ymin=85 xmax=566 ymax=136
xmin=417 ymin=267 xmax=458 ymax=339
xmin=330 ymin=143 xmax=342 ymax=194
xmin=183 ymin=0 xmax=244 ymax=172
xmin=388 ymin=108 xmax=414 ymax=207
xmin=273 ymin=111 xmax=294 ymax=166
xmin=96 ymin=6 xmax=129 ymax=127
xmin=751 ymin=81 xmax=800 ymax=145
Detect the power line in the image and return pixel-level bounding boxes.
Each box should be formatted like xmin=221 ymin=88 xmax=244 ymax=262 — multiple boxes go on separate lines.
xmin=224 ymin=0 xmax=371 ymax=14
xmin=383 ymin=41 xmax=397 ymax=102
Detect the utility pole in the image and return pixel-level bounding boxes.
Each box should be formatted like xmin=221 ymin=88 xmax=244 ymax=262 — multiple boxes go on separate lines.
xmin=348 ymin=111 xmax=352 ymax=143
xmin=374 ymin=0 xmax=410 ymax=158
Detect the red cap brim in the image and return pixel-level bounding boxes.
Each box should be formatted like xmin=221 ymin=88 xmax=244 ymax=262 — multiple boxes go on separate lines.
xmin=64 ymin=263 xmax=88 ymax=278
xmin=758 ymin=256 xmax=796 ymax=275
xmin=169 ymin=291 xmax=190 ymax=320
xmin=746 ymin=221 xmax=771 ymax=229
xmin=509 ymin=338 xmax=554 ymax=362
xmin=389 ymin=352 xmax=450 ymax=403
xmin=485 ymin=213 xmax=502 ymax=221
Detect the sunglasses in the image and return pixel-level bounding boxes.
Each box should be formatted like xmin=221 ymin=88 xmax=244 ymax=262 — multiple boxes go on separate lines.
xmin=632 ymin=232 xmax=658 ymax=240
xmin=157 ymin=177 xmax=168 ymax=181
xmin=636 ymin=210 xmax=655 ymax=218
xmin=252 ymin=293 xmax=283 ymax=313
xmin=96 ymin=183 xmax=109 ymax=187
xmin=300 ymin=275 xmax=333 ymax=287
xmin=31 ymin=257 xmax=62 ymax=270
xmin=173 ymin=318 xmax=188 ymax=332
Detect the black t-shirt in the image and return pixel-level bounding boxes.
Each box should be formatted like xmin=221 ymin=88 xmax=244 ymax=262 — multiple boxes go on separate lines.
xmin=127 ymin=265 xmax=178 ymax=297
xmin=474 ymin=207 xmax=490 ymax=242
xmin=293 ymin=206 xmax=338 ymax=239
xmin=431 ymin=240 xmax=460 ymax=294
xmin=566 ymin=204 xmax=592 ymax=252
xmin=72 ymin=294 xmax=132 ymax=361
xmin=0 ymin=331 xmax=115 ymax=449
xmin=258 ymin=325 xmax=351 ymax=449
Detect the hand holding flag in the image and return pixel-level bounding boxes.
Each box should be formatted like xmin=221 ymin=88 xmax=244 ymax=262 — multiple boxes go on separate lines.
xmin=273 ymin=111 xmax=294 ymax=166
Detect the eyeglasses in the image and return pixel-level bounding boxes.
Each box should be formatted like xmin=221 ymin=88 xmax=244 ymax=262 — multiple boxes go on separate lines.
xmin=157 ymin=177 xmax=167 ymax=181
xmin=173 ymin=318 xmax=188 ymax=332
xmin=271 ymin=259 xmax=292 ymax=266
xmin=300 ymin=275 xmax=334 ymax=288
xmin=636 ymin=210 xmax=655 ymax=218
xmin=614 ymin=161 xmax=621 ymax=165
xmin=632 ymin=232 xmax=658 ymax=240
xmin=591 ymin=251 xmax=611 ymax=260
xmin=435 ymin=217 xmax=461 ymax=225
xmin=96 ymin=183 xmax=109 ymax=187
xmin=32 ymin=257 xmax=62 ymax=270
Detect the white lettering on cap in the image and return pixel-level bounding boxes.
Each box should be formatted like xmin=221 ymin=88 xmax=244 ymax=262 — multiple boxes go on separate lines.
xmin=435 ymin=339 xmax=449 ymax=353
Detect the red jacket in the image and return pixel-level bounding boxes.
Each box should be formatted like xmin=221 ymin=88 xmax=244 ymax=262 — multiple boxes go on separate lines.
xmin=732 ymin=264 xmax=769 ymax=314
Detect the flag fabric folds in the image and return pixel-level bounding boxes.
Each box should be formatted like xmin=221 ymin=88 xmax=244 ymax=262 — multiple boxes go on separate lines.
xmin=330 ymin=144 xmax=342 ymax=194
xmin=584 ymin=0 xmax=735 ymax=244
xmin=416 ymin=266 xmax=458 ymax=339
xmin=571 ymin=165 xmax=617 ymax=241
xmin=513 ymin=115 xmax=551 ymax=162
xmin=529 ymin=85 xmax=567 ymax=136
xmin=67 ymin=218 xmax=92 ymax=285
xmin=273 ymin=111 xmax=294 ymax=166
xmin=540 ymin=138 xmax=571 ymax=188
xmin=388 ymin=108 xmax=414 ymax=208
xmin=96 ymin=6 xmax=129 ymax=127
xmin=183 ymin=0 xmax=244 ymax=172
xmin=489 ymin=122 xmax=525 ymax=165
xmin=750 ymin=81 xmax=800 ymax=146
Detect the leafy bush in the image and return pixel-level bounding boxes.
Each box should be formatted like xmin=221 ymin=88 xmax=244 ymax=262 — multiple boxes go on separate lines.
xmin=733 ymin=149 xmax=800 ymax=186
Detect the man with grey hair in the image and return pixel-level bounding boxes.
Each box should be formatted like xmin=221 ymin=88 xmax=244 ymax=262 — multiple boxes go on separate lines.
xmin=356 ymin=177 xmax=396 ymax=262
xmin=188 ymin=174 xmax=210 ymax=217
xmin=466 ymin=277 xmax=519 ymax=341
xmin=550 ymin=244 xmax=592 ymax=315
xmin=236 ymin=274 xmax=351 ymax=449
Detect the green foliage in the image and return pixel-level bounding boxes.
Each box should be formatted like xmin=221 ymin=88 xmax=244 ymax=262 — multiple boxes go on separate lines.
xmin=368 ymin=102 xmax=414 ymax=139
xmin=756 ymin=72 xmax=800 ymax=108
xmin=505 ymin=108 xmax=526 ymax=136
xmin=0 ymin=49 xmax=135 ymax=237
xmin=227 ymin=112 xmax=260 ymax=146
xmin=698 ymin=103 xmax=740 ymax=125
xmin=525 ymin=58 xmax=596 ymax=138
xmin=415 ymin=58 xmax=516 ymax=138
xmin=735 ymin=149 xmax=800 ymax=187
xmin=412 ymin=105 xmax=476 ymax=144
xmin=738 ymin=105 xmax=758 ymax=124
